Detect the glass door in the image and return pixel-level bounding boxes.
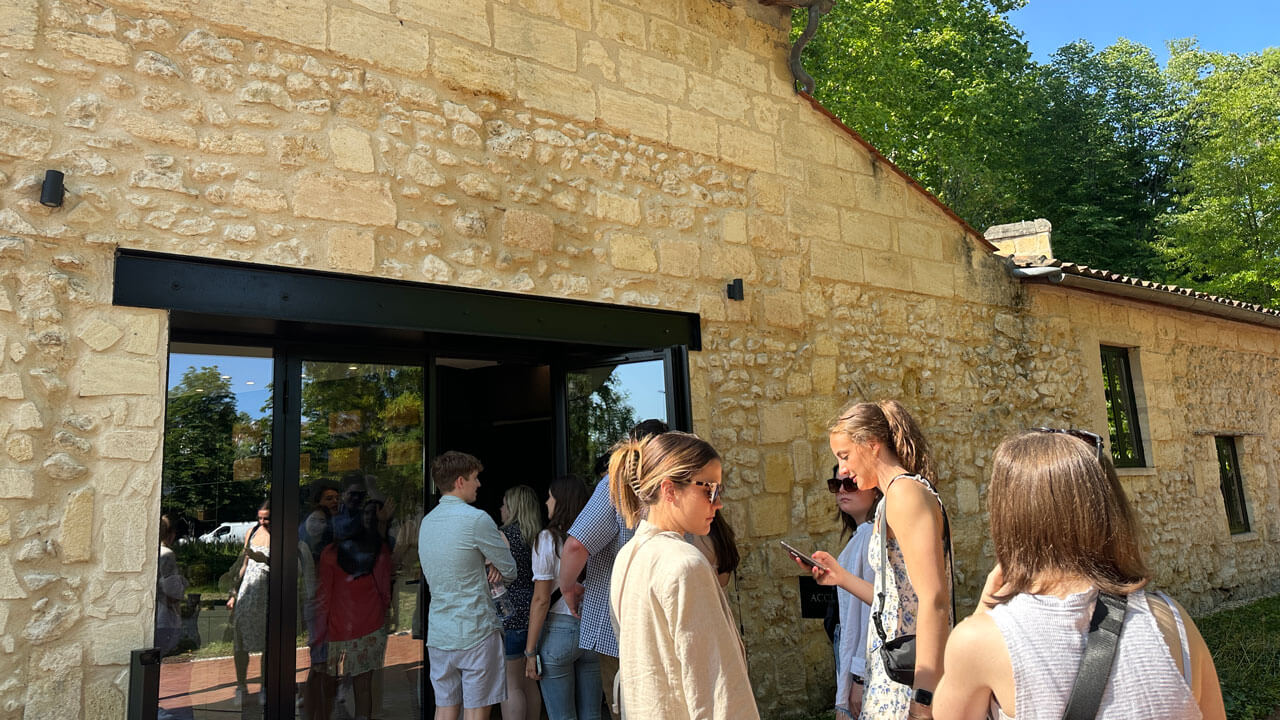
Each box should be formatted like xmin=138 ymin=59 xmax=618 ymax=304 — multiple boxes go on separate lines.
xmin=559 ymin=350 xmax=688 ymax=482
xmin=295 ymin=360 xmax=426 ymax=720
xmin=158 ymin=344 xmax=274 ymax=719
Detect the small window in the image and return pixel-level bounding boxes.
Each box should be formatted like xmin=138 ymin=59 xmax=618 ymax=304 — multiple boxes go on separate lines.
xmin=1100 ymin=345 xmax=1146 ymax=467
xmin=1215 ymin=436 xmax=1250 ymax=534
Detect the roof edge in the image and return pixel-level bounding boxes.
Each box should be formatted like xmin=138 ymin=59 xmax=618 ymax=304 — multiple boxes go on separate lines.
xmin=1020 ymin=267 xmax=1280 ymax=331
xmin=798 ymin=92 xmax=998 ymax=253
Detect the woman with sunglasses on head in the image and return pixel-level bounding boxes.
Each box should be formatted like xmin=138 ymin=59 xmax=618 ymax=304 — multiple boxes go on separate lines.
xmin=932 ymin=429 xmax=1226 ymax=720
xmin=608 ymin=431 xmax=759 ymax=720
xmin=802 ymin=400 xmax=952 ymax=720
xmin=824 ymin=465 xmax=881 ymax=719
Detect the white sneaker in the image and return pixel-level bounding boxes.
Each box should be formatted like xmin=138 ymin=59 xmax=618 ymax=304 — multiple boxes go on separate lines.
xmin=231 ymin=687 xmax=246 ymax=709
xmin=259 ymin=690 xmax=266 ymax=707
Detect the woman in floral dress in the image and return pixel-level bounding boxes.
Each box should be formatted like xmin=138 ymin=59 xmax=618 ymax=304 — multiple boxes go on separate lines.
xmin=805 ymin=401 xmax=953 ymax=720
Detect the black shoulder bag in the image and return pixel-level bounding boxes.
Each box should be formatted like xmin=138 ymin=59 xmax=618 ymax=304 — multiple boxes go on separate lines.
xmin=871 ymin=474 xmax=955 ymax=686
xmin=1060 ymin=592 xmax=1128 ymax=720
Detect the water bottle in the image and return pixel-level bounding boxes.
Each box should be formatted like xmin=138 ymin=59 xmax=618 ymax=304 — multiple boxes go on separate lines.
xmin=490 ymin=577 xmax=514 ymax=620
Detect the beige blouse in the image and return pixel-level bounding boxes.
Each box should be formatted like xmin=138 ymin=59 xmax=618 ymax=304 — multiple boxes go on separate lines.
xmin=609 ymin=520 xmax=760 ymax=720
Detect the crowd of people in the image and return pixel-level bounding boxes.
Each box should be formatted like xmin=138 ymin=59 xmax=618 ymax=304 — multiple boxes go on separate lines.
xmin=417 ymin=400 xmax=1228 ymax=720
xmin=156 ymin=397 xmax=1229 ymax=720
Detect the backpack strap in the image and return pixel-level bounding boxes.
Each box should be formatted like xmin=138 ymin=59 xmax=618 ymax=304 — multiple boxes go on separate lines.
xmin=1060 ymin=592 xmax=1128 ymax=720
xmin=1151 ymin=591 xmax=1192 ymax=686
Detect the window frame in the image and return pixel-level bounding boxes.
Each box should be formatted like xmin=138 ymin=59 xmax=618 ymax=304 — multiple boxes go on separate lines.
xmin=1214 ymin=435 xmax=1251 ymax=534
xmin=1099 ymin=345 xmax=1147 ymax=468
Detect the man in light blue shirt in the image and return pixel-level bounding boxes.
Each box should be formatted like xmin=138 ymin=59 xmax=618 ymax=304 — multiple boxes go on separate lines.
xmin=419 ymin=451 xmax=516 ymax=720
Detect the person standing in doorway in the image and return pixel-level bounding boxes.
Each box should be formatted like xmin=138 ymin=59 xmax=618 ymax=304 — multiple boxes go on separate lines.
xmin=498 ymin=485 xmax=543 ymax=720
xmin=419 ymin=451 xmax=517 ymax=720
xmin=557 ymin=419 xmax=669 ymax=718
xmin=525 ymin=475 xmax=600 ymax=720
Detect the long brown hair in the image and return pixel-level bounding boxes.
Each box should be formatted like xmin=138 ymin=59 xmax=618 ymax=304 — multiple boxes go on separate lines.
xmin=828 ymin=400 xmax=937 ymax=485
xmin=989 ymin=431 xmax=1149 ymax=599
xmin=546 ymin=475 xmax=590 ymax=556
xmin=608 ymin=431 xmax=720 ymax=529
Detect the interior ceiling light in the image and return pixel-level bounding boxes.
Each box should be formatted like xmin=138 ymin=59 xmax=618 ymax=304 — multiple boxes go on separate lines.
xmin=245 ymin=381 xmax=255 ymax=385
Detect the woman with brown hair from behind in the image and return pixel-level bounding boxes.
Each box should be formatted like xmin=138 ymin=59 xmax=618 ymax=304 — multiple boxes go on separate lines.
xmin=933 ymin=429 xmax=1226 ymax=720
xmin=802 ymin=400 xmax=952 ymax=720
xmin=607 ymin=431 xmax=759 ymax=720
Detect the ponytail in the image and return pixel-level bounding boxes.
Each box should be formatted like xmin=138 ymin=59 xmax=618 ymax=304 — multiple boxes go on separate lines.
xmin=877 ymin=400 xmax=936 ymax=485
xmin=829 ymin=399 xmax=937 ymax=486
xmin=608 ymin=440 xmax=647 ymax=529
xmin=607 ymin=432 xmax=721 ymax=529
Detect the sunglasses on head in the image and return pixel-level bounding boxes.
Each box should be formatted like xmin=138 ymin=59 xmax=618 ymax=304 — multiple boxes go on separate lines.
xmin=1030 ymin=427 xmax=1105 ymax=460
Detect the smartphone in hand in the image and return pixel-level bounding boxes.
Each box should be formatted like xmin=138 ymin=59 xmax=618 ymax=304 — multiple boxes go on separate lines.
xmin=779 ymin=540 xmax=827 ymax=571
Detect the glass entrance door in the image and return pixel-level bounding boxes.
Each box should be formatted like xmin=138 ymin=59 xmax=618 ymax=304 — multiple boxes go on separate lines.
xmin=560 ymin=352 xmax=685 ymax=481
xmin=296 ymin=360 xmax=425 ymax=720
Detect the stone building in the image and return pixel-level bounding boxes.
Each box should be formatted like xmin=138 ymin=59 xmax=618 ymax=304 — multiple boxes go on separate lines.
xmin=0 ymin=0 xmax=1275 ymax=717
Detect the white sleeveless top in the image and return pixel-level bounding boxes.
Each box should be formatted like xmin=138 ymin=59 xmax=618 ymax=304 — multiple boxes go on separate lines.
xmin=987 ymin=589 xmax=1200 ymax=720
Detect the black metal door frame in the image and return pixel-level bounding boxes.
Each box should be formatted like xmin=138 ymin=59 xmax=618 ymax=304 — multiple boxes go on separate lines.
xmin=127 ymin=251 xmax=699 ymax=719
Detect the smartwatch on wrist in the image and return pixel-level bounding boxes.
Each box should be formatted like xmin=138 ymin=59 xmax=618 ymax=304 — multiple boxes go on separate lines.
xmin=912 ymin=688 xmax=934 ymax=706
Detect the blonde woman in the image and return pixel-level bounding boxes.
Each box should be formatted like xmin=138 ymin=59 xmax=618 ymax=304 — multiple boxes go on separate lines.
xmin=499 ymin=485 xmax=545 ymax=720
xmin=608 ymin=431 xmax=759 ymax=720
xmin=803 ymin=401 xmax=952 ymax=720
xmin=933 ymin=430 xmax=1227 ymax=720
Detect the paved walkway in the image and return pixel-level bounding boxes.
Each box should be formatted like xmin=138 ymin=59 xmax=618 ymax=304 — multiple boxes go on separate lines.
xmin=159 ymin=634 xmax=422 ymax=719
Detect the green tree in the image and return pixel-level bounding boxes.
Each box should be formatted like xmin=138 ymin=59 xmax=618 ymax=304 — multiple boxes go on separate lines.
xmin=1160 ymin=44 xmax=1280 ymax=307
xmin=163 ymin=366 xmax=262 ymax=520
xmin=566 ymin=370 xmax=637 ymax=482
xmin=798 ymin=0 xmax=1037 ymax=229
xmin=299 ymin=364 xmax=424 ymax=515
xmin=1017 ymin=39 xmax=1174 ymax=276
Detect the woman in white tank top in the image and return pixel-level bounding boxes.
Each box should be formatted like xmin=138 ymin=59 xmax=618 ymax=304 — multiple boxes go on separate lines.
xmin=933 ymin=429 xmax=1226 ymax=720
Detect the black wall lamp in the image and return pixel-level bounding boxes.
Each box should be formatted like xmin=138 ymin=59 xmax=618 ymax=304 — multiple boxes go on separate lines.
xmin=40 ymin=170 xmax=65 ymax=208
xmin=726 ymin=278 xmax=745 ymax=301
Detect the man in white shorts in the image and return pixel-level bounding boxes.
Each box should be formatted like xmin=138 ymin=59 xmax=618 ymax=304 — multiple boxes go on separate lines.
xmin=419 ymin=451 xmax=517 ymax=720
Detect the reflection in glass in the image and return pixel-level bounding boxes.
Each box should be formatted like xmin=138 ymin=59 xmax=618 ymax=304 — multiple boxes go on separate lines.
xmin=565 ymin=359 xmax=666 ymax=481
xmin=299 ymin=362 xmax=424 ymax=720
xmin=159 ymin=346 xmax=273 ymax=719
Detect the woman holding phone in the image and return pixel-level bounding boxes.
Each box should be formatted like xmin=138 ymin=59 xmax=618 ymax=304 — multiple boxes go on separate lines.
xmin=608 ymin=431 xmax=759 ymax=720
xmin=932 ymin=429 xmax=1226 ymax=720
xmin=803 ymin=400 xmax=952 ymax=720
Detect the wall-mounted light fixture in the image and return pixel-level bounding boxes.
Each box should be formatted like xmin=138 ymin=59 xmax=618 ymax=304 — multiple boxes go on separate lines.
xmin=40 ymin=170 xmax=65 ymax=208
xmin=726 ymin=278 xmax=745 ymax=301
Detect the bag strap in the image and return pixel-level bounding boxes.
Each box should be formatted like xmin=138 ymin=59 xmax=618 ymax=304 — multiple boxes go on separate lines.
xmin=1060 ymin=592 xmax=1128 ymax=720
xmin=871 ymin=474 xmax=955 ymax=643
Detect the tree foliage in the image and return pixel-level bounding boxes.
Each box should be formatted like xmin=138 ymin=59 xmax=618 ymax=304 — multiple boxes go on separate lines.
xmin=163 ymin=366 xmax=264 ymax=521
xmin=798 ymin=4 xmax=1280 ymax=307
xmin=566 ymin=369 xmax=637 ymax=482
xmin=299 ymin=363 xmax=424 ymax=516
xmin=1161 ymin=44 xmax=1280 ymax=307
xmin=799 ymin=0 xmax=1035 ymax=229
xmin=1017 ymin=39 xmax=1174 ymax=276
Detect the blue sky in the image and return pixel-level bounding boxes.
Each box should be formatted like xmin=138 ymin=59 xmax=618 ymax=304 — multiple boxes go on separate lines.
xmin=1009 ymin=0 xmax=1278 ymax=64
xmin=169 ymin=353 xmax=670 ymax=424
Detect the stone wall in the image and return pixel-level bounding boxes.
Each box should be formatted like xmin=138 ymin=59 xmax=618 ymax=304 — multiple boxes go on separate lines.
xmin=0 ymin=0 xmax=1276 ymax=717
xmin=1023 ymin=285 xmax=1280 ymax=613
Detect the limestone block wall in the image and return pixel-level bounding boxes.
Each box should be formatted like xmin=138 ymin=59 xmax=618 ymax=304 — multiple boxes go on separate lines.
xmin=1025 ymin=286 xmax=1280 ymax=614
xmin=0 ymin=0 xmax=1275 ymax=716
